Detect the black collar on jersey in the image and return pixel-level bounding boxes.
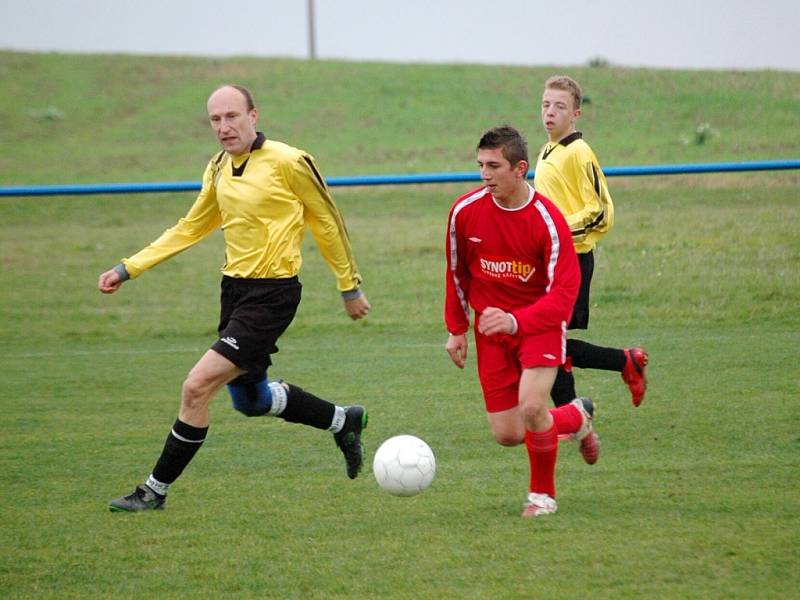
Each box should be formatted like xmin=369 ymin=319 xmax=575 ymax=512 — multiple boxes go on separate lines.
xmin=231 ymin=132 xmax=267 ymax=177
xmin=251 ymin=131 xmax=266 ymax=151
xmin=558 ymin=131 xmax=583 ymax=146
xmin=542 ymin=131 xmax=583 ymax=161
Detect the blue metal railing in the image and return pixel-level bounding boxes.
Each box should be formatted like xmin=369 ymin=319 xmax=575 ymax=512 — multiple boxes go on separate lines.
xmin=0 ymin=159 xmax=797 ymax=198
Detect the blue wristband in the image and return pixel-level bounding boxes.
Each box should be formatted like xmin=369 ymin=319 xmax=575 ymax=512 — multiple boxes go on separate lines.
xmin=113 ymin=263 xmax=130 ymax=282
xmin=341 ymin=287 xmax=363 ymax=301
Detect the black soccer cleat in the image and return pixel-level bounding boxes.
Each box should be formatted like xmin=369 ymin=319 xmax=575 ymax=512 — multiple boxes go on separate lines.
xmin=109 ymin=484 xmax=166 ymax=512
xmin=334 ymin=405 xmax=368 ymax=479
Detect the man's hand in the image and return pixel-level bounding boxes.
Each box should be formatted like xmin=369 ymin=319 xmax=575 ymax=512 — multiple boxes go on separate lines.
xmin=446 ymin=333 xmax=468 ymax=369
xmin=343 ymin=293 xmax=371 ymax=320
xmin=98 ymin=269 xmax=124 ymax=294
xmin=477 ymin=307 xmax=515 ymax=336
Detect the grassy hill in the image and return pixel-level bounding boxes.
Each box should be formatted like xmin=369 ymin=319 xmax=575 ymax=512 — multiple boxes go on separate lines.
xmin=1 ymin=51 xmax=799 ymax=185
xmin=0 ymin=52 xmax=798 ymax=599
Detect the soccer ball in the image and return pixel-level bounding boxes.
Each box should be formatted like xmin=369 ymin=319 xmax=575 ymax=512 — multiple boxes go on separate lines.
xmin=372 ymin=435 xmax=436 ymax=497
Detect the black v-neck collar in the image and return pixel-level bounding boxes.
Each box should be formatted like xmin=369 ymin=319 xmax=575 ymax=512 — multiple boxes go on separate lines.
xmin=542 ymin=131 xmax=582 ymax=161
xmin=231 ymin=132 xmax=266 ymax=177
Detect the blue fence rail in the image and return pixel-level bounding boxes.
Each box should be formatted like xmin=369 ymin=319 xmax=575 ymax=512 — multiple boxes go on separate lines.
xmin=1 ymin=159 xmax=798 ymax=198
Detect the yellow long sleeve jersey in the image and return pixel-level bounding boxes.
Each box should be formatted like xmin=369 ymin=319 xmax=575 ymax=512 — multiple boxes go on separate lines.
xmin=533 ymin=132 xmax=614 ymax=254
xmin=122 ymin=133 xmax=362 ymax=292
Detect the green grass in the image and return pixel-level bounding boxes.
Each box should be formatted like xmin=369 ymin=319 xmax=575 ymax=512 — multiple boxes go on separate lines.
xmin=1 ymin=52 xmax=799 ymax=599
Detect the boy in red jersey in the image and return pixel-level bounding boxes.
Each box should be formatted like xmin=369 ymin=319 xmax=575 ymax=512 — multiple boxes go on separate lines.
xmin=444 ymin=126 xmax=599 ymax=517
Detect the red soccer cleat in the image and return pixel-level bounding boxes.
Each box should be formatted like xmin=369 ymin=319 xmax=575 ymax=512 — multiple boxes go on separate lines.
xmin=622 ymin=347 xmax=649 ymax=407
xmin=571 ymin=397 xmax=600 ymax=465
xmin=579 ymin=430 xmax=600 ymax=465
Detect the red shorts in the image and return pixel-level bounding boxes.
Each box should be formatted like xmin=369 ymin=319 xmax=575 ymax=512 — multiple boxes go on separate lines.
xmin=474 ymin=324 xmax=567 ymax=413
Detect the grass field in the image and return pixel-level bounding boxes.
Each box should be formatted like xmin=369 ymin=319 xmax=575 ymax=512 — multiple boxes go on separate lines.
xmin=1 ymin=52 xmax=799 ymax=599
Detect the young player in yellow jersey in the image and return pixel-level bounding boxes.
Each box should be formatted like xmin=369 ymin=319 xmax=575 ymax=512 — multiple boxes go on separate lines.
xmin=534 ymin=76 xmax=648 ymax=453
xmin=98 ymin=85 xmax=371 ymax=511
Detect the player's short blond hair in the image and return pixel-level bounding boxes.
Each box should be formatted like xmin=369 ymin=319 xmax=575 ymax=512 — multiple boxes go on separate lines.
xmin=544 ymin=75 xmax=583 ymax=110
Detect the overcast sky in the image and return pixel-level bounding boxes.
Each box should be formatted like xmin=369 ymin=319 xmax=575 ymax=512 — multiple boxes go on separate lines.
xmin=2 ymin=0 xmax=798 ymax=71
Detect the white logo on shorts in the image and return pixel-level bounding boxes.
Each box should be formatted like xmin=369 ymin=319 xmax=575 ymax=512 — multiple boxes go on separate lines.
xmin=220 ymin=336 xmax=240 ymax=350
xmin=542 ymin=353 xmax=556 ymax=360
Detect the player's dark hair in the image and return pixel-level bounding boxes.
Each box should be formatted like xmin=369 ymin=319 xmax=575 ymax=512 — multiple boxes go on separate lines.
xmin=232 ymin=85 xmax=256 ymax=111
xmin=477 ymin=125 xmax=529 ymax=166
xmin=213 ymin=84 xmax=256 ymax=111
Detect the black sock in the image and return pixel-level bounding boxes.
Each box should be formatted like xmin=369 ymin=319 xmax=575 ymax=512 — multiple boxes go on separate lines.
xmin=151 ymin=419 xmax=208 ymax=485
xmin=281 ymin=384 xmax=336 ymax=430
xmin=567 ymin=339 xmax=626 ymax=372
xmin=550 ymin=367 xmax=576 ymax=407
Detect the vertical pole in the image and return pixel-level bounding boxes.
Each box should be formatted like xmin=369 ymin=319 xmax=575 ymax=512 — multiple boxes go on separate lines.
xmin=307 ymin=0 xmax=317 ymax=60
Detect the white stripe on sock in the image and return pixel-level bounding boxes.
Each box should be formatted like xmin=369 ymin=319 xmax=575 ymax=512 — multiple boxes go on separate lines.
xmin=328 ymin=406 xmax=346 ymax=433
xmin=146 ymin=474 xmax=169 ymax=496
xmin=267 ymin=381 xmax=288 ymax=416
xmin=171 ymin=428 xmax=205 ymax=444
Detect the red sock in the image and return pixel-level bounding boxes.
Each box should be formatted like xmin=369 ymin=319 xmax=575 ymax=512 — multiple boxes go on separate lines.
xmin=525 ymin=424 xmax=558 ymax=498
xmin=550 ymin=403 xmax=582 ymax=436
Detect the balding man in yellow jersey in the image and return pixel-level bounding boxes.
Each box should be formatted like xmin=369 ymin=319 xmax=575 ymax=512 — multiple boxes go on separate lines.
xmin=99 ymin=84 xmax=370 ymax=512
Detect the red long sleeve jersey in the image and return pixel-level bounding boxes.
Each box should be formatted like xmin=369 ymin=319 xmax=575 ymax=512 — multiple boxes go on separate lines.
xmin=444 ymin=184 xmax=580 ymax=337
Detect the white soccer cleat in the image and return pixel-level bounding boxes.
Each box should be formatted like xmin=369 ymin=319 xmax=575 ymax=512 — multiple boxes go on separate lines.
xmin=521 ymin=492 xmax=558 ymax=518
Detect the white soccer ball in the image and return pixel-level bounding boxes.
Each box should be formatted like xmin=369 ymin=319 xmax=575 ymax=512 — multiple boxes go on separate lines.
xmin=372 ymin=435 xmax=436 ymax=497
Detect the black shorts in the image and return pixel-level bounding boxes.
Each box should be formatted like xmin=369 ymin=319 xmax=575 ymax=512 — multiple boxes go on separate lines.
xmin=569 ymin=251 xmax=594 ymax=330
xmin=211 ymin=275 xmax=301 ymax=382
